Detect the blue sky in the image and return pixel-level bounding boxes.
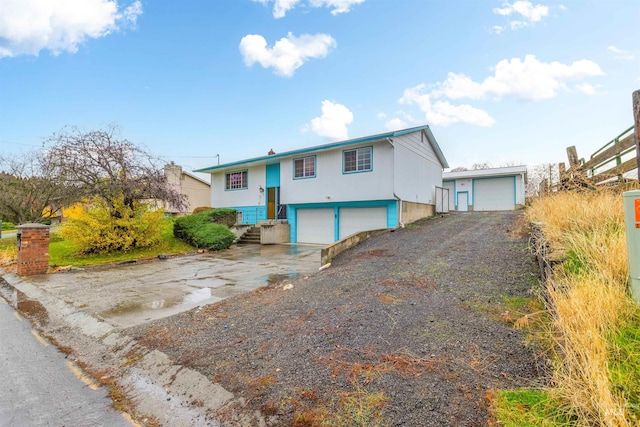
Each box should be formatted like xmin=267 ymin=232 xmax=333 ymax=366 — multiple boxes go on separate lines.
xmin=0 ymin=0 xmax=638 ymax=174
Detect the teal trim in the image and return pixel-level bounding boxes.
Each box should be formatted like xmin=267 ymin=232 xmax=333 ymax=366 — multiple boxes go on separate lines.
xmin=233 ymin=205 xmax=266 ymax=224
xmin=288 ymin=199 xmax=398 ymax=243
xmin=266 ymin=163 xmax=280 ymax=187
xmin=195 ymin=126 xmax=435 ymax=173
xmin=292 ymin=155 xmax=317 ymax=180
xmin=513 ymin=176 xmax=517 ymax=204
xmin=471 ymin=179 xmax=475 ymax=206
xmin=342 ymin=146 xmax=373 ymax=174
xmin=457 ymin=191 xmax=469 ymax=211
xmin=334 ymin=207 xmax=340 ymax=241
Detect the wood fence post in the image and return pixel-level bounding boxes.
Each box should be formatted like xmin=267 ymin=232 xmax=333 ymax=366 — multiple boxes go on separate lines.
xmin=633 ymin=89 xmax=640 ymax=179
xmin=567 ymin=146 xmax=579 ymax=169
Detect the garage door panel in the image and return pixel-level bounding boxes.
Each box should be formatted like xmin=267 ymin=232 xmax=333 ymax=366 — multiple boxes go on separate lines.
xmin=297 ymin=209 xmax=334 ymax=244
xmin=474 ymin=178 xmax=514 ymax=211
xmin=339 ymin=207 xmax=387 ymax=239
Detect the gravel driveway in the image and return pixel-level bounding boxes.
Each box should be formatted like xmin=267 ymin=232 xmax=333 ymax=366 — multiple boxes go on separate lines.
xmin=128 ymin=211 xmax=545 ymax=426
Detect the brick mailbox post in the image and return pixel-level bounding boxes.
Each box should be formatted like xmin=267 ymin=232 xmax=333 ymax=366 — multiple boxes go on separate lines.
xmin=16 ymin=223 xmax=50 ymax=276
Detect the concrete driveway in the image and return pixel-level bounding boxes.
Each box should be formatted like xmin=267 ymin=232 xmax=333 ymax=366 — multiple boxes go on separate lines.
xmin=25 ymin=244 xmax=322 ymax=328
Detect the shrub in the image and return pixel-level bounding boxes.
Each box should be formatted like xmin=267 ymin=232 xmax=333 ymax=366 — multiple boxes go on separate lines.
xmin=1 ymin=221 xmax=16 ymax=231
xmin=173 ymin=209 xmax=236 ymax=250
xmin=60 ymin=196 xmax=164 ymax=254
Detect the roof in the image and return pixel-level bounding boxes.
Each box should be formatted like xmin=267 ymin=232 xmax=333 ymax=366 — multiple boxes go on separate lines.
xmin=443 ymin=165 xmax=527 ymax=180
xmin=195 ymin=125 xmax=448 ymax=173
xmin=182 ymin=170 xmax=211 ymax=186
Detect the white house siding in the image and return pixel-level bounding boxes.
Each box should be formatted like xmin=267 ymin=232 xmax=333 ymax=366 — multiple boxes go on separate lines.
xmin=392 ymin=132 xmax=443 ymax=206
xmin=279 ymin=140 xmax=395 ymax=205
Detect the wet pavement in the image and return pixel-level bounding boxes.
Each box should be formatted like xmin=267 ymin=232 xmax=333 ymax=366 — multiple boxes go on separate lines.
xmin=24 ymin=243 xmax=322 ymax=328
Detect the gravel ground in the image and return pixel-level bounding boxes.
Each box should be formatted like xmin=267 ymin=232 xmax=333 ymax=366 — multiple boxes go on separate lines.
xmin=127 ymin=211 xmax=546 ymax=426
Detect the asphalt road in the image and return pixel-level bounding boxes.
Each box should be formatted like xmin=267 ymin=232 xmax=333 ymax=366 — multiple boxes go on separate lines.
xmin=0 ymin=297 xmax=133 ymax=427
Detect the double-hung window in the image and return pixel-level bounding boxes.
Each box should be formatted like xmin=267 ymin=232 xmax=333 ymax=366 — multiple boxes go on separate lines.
xmin=293 ymin=156 xmax=316 ymax=179
xmin=225 ymin=170 xmax=247 ymax=190
xmin=343 ymin=146 xmax=372 ymax=173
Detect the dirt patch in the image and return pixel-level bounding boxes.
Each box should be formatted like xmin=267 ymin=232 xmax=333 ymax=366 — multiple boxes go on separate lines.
xmin=127 ymin=212 xmax=547 ymax=426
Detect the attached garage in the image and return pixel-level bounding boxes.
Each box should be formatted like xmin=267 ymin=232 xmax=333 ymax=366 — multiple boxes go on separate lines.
xmin=473 ymin=177 xmax=515 ymax=211
xmin=297 ymin=209 xmax=335 ymax=244
xmin=339 ymin=207 xmax=387 ymax=239
xmin=442 ymin=166 xmax=527 ymax=212
xmin=292 ymin=201 xmax=396 ymax=244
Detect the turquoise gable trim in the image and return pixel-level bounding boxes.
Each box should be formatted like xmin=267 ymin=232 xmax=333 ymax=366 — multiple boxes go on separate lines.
xmin=266 ymin=163 xmax=280 ymax=187
xmin=288 ymin=200 xmax=399 ymax=243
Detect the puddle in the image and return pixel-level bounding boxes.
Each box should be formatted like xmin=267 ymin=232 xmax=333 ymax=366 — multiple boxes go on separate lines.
xmin=267 ymin=273 xmax=299 ymax=286
xmin=182 ymin=288 xmax=211 ymax=304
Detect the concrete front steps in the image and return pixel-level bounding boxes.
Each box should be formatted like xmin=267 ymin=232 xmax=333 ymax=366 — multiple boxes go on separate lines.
xmin=238 ymin=226 xmax=261 ymax=244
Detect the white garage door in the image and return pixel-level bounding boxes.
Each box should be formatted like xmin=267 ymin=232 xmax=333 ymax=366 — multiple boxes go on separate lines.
xmin=339 ymin=207 xmax=387 ymax=239
xmin=297 ymin=209 xmax=335 ymax=244
xmin=474 ymin=177 xmax=515 ymax=211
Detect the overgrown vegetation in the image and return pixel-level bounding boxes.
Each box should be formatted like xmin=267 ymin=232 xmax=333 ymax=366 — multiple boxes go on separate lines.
xmin=173 ymin=209 xmax=237 ymax=250
xmin=60 ymin=196 xmax=164 ymax=254
xmin=2 ymin=221 xmax=16 ymax=231
xmin=496 ymin=190 xmax=639 ymax=426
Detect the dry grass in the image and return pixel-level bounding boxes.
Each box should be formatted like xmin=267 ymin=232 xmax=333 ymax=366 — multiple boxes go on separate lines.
xmin=527 ymin=190 xmax=638 ymax=426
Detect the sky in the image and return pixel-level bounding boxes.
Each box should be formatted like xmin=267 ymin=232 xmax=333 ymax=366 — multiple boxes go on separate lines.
xmin=0 ymin=0 xmax=638 ymax=176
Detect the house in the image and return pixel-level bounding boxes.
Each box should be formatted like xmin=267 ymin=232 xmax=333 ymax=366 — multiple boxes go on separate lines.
xmin=196 ymin=126 xmax=449 ymax=244
xmin=442 ymin=165 xmax=527 ymax=212
xmin=164 ymin=163 xmax=211 ymax=215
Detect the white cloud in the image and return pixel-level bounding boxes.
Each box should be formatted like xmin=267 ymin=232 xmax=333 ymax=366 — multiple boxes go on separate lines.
xmin=0 ymin=0 xmax=142 ymax=58
xmin=307 ymin=100 xmax=353 ymax=140
xmin=492 ymin=1 xmax=550 ymax=32
xmin=435 ymin=55 xmax=604 ymax=101
xmin=493 ymin=1 xmax=549 ymax=21
xmin=575 ymin=82 xmax=605 ymax=96
xmin=252 ymin=0 xmax=364 ymax=18
xmin=385 ymin=117 xmax=408 ymax=131
xmin=393 ymin=55 xmax=603 ymax=128
xmin=309 ymin=0 xmax=366 ymax=15
xmin=399 ymin=84 xmax=496 ymax=127
xmin=607 ymin=45 xmax=635 ymax=60
xmin=239 ymin=32 xmax=336 ymax=77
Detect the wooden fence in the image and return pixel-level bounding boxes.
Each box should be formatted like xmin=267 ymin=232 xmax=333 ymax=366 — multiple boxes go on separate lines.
xmin=558 ymin=90 xmax=640 ymax=189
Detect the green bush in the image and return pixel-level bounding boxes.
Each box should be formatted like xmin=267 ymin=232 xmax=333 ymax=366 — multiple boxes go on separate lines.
xmin=1 ymin=221 xmax=16 ymax=231
xmin=174 ymin=209 xmax=236 ymax=250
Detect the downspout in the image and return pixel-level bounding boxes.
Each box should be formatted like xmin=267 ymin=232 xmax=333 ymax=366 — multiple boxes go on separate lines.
xmin=387 ymin=137 xmax=405 ymax=228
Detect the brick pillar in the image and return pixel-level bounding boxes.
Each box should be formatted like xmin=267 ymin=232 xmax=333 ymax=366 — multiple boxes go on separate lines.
xmin=16 ymin=223 xmax=50 ymax=276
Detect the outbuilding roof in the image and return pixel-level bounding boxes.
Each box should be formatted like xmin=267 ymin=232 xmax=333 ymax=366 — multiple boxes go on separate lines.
xmin=443 ymin=165 xmax=527 ymax=180
xmin=195 ymin=125 xmax=448 ymax=173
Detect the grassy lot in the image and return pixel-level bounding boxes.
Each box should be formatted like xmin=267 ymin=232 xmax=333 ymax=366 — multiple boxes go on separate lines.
xmin=495 ymin=190 xmax=639 ymax=426
xmin=0 ymin=218 xmax=195 ymax=269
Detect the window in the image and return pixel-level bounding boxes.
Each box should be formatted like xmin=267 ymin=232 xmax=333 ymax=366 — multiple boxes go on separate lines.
xmin=343 ymin=147 xmax=372 ymax=173
xmin=225 ymin=170 xmax=247 ymax=190
xmin=294 ymin=156 xmax=316 ymax=179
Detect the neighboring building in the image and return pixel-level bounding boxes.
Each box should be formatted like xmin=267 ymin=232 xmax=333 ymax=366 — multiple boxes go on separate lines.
xmin=442 ymin=165 xmax=527 ymax=212
xmin=196 ymin=126 xmax=449 ymax=244
xmin=164 ymin=163 xmax=211 ymax=215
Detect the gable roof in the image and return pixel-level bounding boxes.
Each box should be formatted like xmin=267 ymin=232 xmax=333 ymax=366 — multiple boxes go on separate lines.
xmin=443 ymin=165 xmax=527 ymax=180
xmin=195 ymin=125 xmax=448 ymax=173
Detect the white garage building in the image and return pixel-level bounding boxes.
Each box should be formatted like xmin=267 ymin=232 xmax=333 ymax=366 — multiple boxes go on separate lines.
xmin=442 ymin=166 xmax=527 ymax=212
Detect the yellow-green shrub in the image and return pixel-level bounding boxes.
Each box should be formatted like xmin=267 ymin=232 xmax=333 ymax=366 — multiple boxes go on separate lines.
xmin=61 ymin=196 xmax=164 ymax=254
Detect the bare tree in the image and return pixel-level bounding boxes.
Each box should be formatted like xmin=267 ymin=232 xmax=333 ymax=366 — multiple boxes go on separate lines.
xmin=43 ymin=125 xmax=186 ymax=217
xmin=0 ymin=151 xmax=76 ymax=224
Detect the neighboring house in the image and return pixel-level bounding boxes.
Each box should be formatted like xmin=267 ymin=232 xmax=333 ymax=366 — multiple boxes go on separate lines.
xmin=442 ymin=165 xmax=527 ymax=212
xmin=196 ymin=126 xmax=449 ymax=244
xmin=164 ymin=163 xmax=211 ymax=215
